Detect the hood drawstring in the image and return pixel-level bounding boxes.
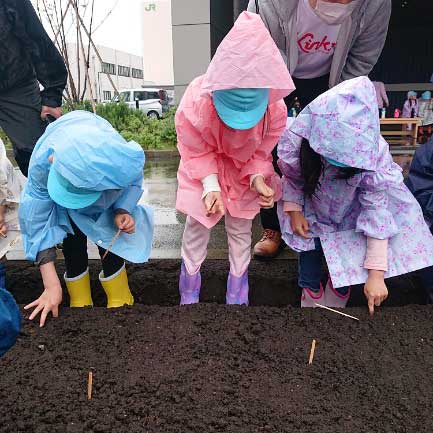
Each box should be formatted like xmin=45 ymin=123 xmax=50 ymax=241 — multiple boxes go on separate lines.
xmin=255 ymin=0 xmax=259 ymax=14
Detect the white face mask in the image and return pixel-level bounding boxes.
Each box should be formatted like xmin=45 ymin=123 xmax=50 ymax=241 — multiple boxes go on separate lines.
xmin=314 ymin=0 xmax=359 ymax=25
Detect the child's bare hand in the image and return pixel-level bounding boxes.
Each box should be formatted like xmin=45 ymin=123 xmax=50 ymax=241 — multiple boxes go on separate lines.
xmin=364 ymin=270 xmax=388 ymax=316
xmin=288 ymin=211 xmax=311 ymax=238
xmin=0 ymin=222 xmax=7 ymax=237
xmin=204 ymin=191 xmax=225 ymax=217
xmin=252 ymin=176 xmax=275 ymax=209
xmin=115 ymin=213 xmax=135 ymax=234
xmin=0 ymin=205 xmax=7 ymax=237
xmin=24 ymin=285 xmax=62 ymax=327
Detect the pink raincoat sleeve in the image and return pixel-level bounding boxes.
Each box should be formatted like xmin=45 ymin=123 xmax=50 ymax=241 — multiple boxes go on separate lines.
xmin=356 ymin=143 xmax=400 ymax=240
xmin=175 ymin=95 xmax=219 ymax=182
xmin=277 ymin=120 xmax=305 ymax=207
xmin=239 ymin=103 xmax=287 ymax=183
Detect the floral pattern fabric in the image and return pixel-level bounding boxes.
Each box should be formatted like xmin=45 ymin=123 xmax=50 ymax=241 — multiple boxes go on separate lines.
xmin=277 ymin=77 xmax=433 ymax=287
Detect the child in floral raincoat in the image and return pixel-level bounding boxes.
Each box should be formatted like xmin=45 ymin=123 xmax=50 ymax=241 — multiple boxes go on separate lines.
xmin=278 ymin=77 xmax=433 ymax=314
xmin=175 ymin=11 xmax=295 ymax=305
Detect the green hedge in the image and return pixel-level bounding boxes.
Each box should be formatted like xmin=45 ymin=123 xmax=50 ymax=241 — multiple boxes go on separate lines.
xmin=0 ymin=102 xmax=178 ymax=151
xmin=65 ymin=101 xmax=178 ymax=150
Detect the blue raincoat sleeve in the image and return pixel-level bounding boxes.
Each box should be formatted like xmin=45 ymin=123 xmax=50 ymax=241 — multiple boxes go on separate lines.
xmin=113 ymin=175 xmax=144 ymax=214
xmin=19 ymin=147 xmax=72 ymax=262
xmin=406 ymin=137 xmax=433 ymax=226
xmin=356 ymin=140 xmax=400 ymax=240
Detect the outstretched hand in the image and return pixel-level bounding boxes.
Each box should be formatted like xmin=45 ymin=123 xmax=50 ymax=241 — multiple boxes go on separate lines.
xmin=24 ymin=262 xmax=62 ymax=327
xmin=364 ymin=270 xmax=388 ymax=316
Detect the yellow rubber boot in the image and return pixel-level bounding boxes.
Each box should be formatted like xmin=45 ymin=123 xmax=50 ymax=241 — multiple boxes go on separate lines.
xmin=64 ymin=268 xmax=93 ymax=307
xmin=99 ymin=264 xmax=134 ymax=308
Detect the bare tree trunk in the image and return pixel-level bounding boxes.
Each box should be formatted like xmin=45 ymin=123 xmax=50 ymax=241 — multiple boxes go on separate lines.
xmin=69 ymin=0 xmax=119 ymax=97
xmin=81 ymin=0 xmax=95 ymax=102
xmin=75 ymin=0 xmax=81 ymax=99
xmin=72 ymin=0 xmax=96 ymax=112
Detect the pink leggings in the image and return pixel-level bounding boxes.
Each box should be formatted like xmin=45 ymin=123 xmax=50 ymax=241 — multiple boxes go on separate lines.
xmin=181 ymin=213 xmax=253 ymax=277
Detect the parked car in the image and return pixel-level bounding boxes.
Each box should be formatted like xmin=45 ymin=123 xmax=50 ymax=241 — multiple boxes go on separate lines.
xmin=115 ymin=88 xmax=169 ymax=119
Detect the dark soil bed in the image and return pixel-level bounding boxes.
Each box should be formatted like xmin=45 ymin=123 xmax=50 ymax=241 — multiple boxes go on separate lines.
xmin=1 ymin=260 xmax=432 ymax=432
xmin=1 ymin=304 xmax=432 ymax=432
xmin=5 ymin=259 xmax=428 ymax=308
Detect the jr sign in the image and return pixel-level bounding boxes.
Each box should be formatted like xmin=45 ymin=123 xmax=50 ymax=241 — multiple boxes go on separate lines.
xmin=144 ymin=3 xmax=156 ymax=12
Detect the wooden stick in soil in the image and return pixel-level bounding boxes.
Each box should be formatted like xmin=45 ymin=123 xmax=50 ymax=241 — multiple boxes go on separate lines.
xmin=314 ymin=303 xmax=360 ymax=321
xmin=102 ymin=229 xmax=122 ymax=261
xmin=308 ymin=339 xmax=316 ymax=365
xmin=87 ymin=370 xmax=93 ymax=400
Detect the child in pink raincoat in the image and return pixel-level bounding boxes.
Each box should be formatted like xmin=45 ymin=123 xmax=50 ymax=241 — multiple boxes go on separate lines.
xmin=277 ymin=77 xmax=433 ymax=314
xmin=175 ymin=11 xmax=295 ymax=305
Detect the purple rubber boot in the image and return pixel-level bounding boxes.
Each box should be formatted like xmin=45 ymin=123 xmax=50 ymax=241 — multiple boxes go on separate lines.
xmin=179 ymin=261 xmax=201 ymax=305
xmin=226 ymin=271 xmax=249 ymax=305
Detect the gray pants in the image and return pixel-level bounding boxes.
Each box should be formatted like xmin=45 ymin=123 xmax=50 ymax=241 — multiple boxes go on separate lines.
xmin=0 ymin=79 xmax=47 ymax=176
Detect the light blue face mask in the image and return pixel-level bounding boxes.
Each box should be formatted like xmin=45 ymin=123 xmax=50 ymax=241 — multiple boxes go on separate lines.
xmin=213 ymin=88 xmax=270 ymax=130
xmin=325 ymin=157 xmax=351 ymax=168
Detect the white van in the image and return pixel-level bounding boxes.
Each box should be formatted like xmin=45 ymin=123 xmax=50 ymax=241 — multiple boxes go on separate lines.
xmin=116 ymin=88 xmax=169 ymax=119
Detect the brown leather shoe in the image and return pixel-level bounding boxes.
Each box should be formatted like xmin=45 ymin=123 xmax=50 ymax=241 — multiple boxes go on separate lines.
xmin=253 ymin=229 xmax=283 ymax=259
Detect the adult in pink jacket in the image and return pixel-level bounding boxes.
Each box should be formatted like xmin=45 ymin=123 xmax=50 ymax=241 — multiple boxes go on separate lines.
xmin=175 ymin=11 xmax=295 ymax=305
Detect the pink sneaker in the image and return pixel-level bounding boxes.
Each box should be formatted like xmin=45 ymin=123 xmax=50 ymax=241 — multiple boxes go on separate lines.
xmin=301 ymin=284 xmax=325 ymax=308
xmin=324 ymin=278 xmax=350 ymax=308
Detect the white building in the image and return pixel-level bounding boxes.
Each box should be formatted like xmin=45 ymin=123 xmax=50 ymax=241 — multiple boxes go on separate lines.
xmin=142 ymin=0 xmax=174 ymax=87
xmin=141 ymin=0 xmax=246 ymax=103
xmin=66 ymin=43 xmax=145 ymax=102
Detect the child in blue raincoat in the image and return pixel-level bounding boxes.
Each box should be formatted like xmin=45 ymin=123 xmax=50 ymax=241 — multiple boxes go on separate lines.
xmin=19 ymin=111 xmax=154 ymax=326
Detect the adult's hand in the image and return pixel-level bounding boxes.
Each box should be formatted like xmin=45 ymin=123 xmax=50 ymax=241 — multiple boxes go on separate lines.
xmin=41 ymin=106 xmax=62 ymax=121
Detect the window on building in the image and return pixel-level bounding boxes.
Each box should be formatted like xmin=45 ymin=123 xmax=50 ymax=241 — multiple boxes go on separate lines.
xmin=132 ymin=68 xmax=144 ymax=79
xmin=101 ymin=62 xmax=115 ymax=75
xmin=103 ymin=90 xmax=112 ymax=101
xmin=118 ymin=65 xmax=131 ymax=77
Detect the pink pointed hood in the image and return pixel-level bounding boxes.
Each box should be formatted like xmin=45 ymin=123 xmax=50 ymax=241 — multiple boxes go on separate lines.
xmin=201 ymin=11 xmax=295 ymax=104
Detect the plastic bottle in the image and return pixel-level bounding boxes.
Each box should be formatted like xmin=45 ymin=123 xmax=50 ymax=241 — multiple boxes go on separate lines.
xmin=380 ymin=108 xmax=386 ymax=119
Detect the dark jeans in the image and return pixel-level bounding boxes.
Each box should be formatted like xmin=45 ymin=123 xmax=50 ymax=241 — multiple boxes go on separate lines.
xmin=63 ymin=220 xmax=124 ymax=279
xmin=260 ymin=74 xmax=330 ymax=232
xmin=0 ymin=80 xmax=47 ymax=176
xmin=299 ymin=238 xmax=349 ymax=295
